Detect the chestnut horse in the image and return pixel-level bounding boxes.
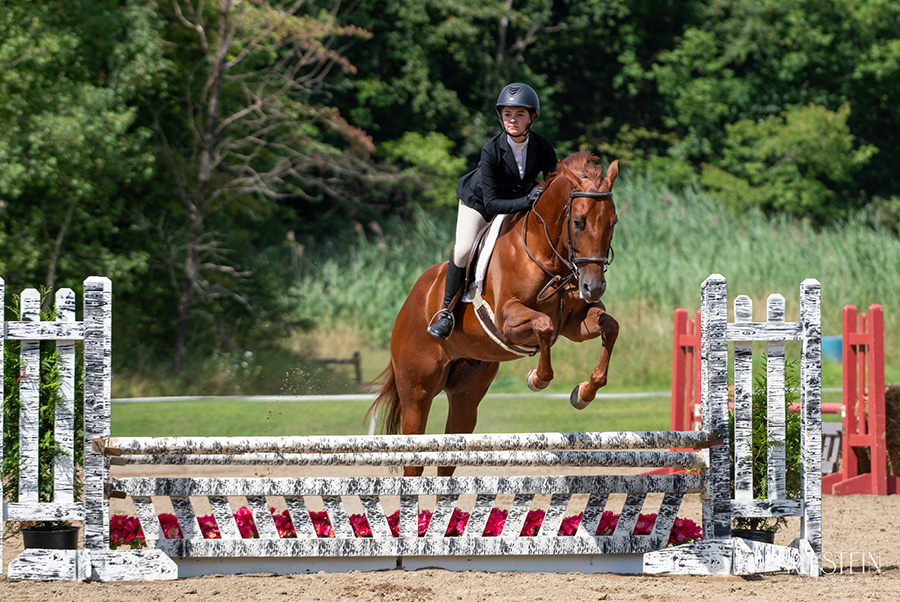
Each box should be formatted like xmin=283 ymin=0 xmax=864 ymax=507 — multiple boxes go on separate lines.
xmin=369 ymin=151 xmax=619 ymax=475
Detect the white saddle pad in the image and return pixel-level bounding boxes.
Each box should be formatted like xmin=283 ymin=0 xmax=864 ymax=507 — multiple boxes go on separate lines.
xmin=462 ymin=214 xmax=508 ymax=303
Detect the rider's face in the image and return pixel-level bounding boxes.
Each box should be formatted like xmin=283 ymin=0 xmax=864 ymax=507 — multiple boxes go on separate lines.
xmin=500 ymin=107 xmax=533 ymax=138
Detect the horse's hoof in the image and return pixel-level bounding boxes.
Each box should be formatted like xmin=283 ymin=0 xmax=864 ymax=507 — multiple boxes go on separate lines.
xmin=570 ymin=383 xmax=591 ymax=410
xmin=526 ymin=369 xmax=549 ymax=391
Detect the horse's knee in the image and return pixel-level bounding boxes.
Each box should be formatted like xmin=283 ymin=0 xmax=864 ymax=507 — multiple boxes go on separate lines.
xmin=600 ymin=315 xmax=619 ymax=341
xmin=532 ymin=314 xmax=555 ymax=339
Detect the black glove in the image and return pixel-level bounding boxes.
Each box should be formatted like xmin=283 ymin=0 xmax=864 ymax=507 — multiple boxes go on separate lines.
xmin=527 ymin=186 xmax=543 ymax=204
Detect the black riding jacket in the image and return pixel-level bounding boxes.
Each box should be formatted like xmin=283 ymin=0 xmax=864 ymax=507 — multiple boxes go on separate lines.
xmin=456 ymin=132 xmax=558 ymax=220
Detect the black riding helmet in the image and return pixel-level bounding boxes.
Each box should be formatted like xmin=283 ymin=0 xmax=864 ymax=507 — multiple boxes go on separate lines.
xmin=495 ymin=83 xmax=541 ymax=119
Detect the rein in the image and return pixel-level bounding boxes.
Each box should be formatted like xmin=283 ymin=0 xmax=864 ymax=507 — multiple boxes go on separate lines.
xmin=522 ymin=184 xmax=615 ymax=303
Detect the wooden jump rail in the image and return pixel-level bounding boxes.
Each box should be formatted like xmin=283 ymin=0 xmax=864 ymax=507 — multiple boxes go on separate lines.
xmin=1 ymin=275 xmax=823 ymax=581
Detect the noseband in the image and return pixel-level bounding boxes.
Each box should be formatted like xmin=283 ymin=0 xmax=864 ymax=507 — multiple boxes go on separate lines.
xmin=522 ymin=185 xmax=615 ymax=302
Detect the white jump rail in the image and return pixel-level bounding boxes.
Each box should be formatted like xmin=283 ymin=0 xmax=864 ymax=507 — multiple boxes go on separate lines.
xmin=0 ymin=274 xmax=822 ymax=580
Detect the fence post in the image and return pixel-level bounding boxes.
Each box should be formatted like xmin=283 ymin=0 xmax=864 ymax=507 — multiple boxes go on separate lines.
xmin=700 ymin=274 xmax=730 ymax=540
xmin=83 ymin=277 xmax=113 ymax=552
xmin=799 ymin=279 xmax=822 ymax=571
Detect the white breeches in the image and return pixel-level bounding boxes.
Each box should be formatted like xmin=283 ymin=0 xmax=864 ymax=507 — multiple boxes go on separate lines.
xmin=453 ymin=201 xmax=488 ymax=268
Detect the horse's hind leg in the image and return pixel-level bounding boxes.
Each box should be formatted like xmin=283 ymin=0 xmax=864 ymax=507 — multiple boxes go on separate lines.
xmin=439 ymin=359 xmax=500 ymax=477
xmin=391 ymin=353 xmax=448 ymax=476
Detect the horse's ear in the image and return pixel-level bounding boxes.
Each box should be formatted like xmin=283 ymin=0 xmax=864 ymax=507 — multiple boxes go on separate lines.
xmin=604 ymin=160 xmax=619 ymax=190
xmin=558 ymin=159 xmax=578 ymax=186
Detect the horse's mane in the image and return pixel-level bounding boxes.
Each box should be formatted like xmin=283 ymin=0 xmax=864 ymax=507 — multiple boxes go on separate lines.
xmin=546 ymin=150 xmax=605 ymax=189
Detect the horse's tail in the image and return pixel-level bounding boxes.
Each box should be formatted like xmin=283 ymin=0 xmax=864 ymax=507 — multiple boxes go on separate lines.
xmin=366 ymin=362 xmax=402 ymax=435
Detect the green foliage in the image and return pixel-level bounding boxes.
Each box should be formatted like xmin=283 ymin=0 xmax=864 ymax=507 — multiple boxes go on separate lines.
xmin=728 ymin=363 xmax=803 ymax=532
xmin=290 ymin=208 xmax=453 ymax=343
xmin=3 ymin=0 xmax=900 ymax=382
xmin=647 ymin=0 xmax=900 ymax=215
xmin=2 ymin=292 xmax=85 ymax=528
xmin=381 ymin=132 xmax=467 ymax=208
xmin=701 ymin=103 xmax=877 ymax=220
xmin=0 ymin=0 xmax=165 ymax=293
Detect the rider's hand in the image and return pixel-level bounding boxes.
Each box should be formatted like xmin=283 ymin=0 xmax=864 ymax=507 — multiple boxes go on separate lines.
xmin=527 ymin=186 xmax=543 ymax=204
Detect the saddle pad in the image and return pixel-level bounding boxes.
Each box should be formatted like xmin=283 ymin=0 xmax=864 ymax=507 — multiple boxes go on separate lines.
xmin=463 ymin=214 xmax=508 ymax=303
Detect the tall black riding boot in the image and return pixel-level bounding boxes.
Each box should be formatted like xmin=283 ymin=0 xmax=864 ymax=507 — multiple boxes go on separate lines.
xmin=427 ymin=261 xmax=467 ymax=340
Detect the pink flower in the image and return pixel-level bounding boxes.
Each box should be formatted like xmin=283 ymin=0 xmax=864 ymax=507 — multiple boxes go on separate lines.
xmin=520 ymin=509 xmax=545 ymax=537
xmin=309 ymin=511 xmax=334 ymax=538
xmin=445 ymin=507 xmax=469 ymax=536
xmin=418 ymin=509 xmax=433 ymax=536
xmin=109 ymin=514 xmax=144 ymax=548
xmin=349 ymin=513 xmax=372 ymax=537
xmin=197 ymin=514 xmax=221 ymax=539
xmin=233 ymin=507 xmax=258 ymax=538
xmin=158 ymin=513 xmax=183 ymax=539
xmin=634 ymin=513 xmax=656 ymax=535
xmin=108 ymin=506 xmax=702 ymax=548
xmin=668 ymin=517 xmax=702 ymax=546
xmin=558 ymin=513 xmax=583 ymax=536
xmin=271 ymin=508 xmax=297 ymax=538
xmin=483 ymin=508 xmax=507 ymax=537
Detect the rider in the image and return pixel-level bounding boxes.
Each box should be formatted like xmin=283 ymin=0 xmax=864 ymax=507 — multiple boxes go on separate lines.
xmin=427 ymin=83 xmax=559 ymax=340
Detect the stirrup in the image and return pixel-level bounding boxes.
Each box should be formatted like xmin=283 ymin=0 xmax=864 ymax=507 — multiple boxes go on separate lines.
xmin=427 ymin=309 xmax=455 ymax=340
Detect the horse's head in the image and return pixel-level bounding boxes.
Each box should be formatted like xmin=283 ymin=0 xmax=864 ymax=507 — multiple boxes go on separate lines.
xmin=554 ymin=153 xmax=619 ymax=303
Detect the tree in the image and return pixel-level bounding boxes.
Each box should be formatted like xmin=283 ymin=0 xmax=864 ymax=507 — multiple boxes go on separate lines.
xmin=646 ymin=0 xmax=900 ymax=214
xmin=0 ymin=1 xmax=166 ymax=296
xmin=151 ymin=0 xmax=372 ymax=373
xmin=701 ymin=103 xmax=877 ymax=220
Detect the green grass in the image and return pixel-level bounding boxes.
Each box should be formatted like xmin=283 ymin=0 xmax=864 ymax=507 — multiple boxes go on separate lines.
xmin=110 ymin=388 xmax=843 ymax=437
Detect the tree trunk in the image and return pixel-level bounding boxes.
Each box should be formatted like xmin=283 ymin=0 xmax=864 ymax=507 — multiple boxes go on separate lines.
xmin=170 ymin=0 xmax=231 ymax=375
xmin=43 ymin=198 xmax=78 ymax=311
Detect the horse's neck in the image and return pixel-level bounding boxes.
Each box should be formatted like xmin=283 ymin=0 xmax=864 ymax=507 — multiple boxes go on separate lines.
xmin=520 ymin=196 xmax=569 ymax=270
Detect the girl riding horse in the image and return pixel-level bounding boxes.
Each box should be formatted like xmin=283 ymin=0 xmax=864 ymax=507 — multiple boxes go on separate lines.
xmin=427 ymin=83 xmax=558 ymax=339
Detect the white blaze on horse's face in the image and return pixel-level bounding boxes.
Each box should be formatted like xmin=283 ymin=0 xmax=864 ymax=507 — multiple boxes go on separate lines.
xmin=572 ymin=196 xmax=618 ymax=304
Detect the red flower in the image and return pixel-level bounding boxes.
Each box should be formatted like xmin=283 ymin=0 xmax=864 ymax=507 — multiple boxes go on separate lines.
xmin=309 ymin=511 xmax=334 ymax=538
xmin=271 ymin=508 xmax=297 ymax=538
xmin=158 ymin=513 xmax=183 ymax=539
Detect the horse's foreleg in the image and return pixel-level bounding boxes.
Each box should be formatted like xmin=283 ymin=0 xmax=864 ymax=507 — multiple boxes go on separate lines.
xmin=499 ymin=305 xmax=556 ymax=390
xmin=571 ymin=310 xmax=619 ymax=408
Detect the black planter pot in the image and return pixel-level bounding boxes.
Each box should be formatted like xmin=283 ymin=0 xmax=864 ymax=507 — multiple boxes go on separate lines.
xmin=22 ymin=526 xmax=81 ymax=550
xmin=732 ymin=528 xmax=776 ymax=544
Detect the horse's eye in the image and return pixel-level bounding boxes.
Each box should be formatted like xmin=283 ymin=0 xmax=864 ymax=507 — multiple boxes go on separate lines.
xmin=573 ymin=217 xmax=585 ymax=231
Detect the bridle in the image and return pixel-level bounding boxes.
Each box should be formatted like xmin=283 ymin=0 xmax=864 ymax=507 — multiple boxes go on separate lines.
xmin=522 ymin=183 xmax=615 ymax=303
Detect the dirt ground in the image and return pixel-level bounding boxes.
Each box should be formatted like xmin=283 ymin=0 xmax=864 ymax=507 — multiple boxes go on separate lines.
xmin=3 ymin=461 xmax=899 ymax=602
